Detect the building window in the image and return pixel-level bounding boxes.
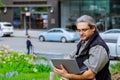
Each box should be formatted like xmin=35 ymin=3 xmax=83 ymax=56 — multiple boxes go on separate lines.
xmin=13 ymin=7 xmax=21 ymax=28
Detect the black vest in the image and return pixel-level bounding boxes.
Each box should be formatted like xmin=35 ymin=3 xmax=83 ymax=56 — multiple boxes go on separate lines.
xmin=75 ymin=31 xmax=111 ymax=80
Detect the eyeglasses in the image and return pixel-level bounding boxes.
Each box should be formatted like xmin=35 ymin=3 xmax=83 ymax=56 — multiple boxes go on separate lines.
xmin=77 ymin=28 xmax=90 ymax=33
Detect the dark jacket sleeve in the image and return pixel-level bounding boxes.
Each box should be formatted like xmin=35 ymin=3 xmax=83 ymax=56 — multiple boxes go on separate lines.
xmin=26 ymin=40 xmax=32 ymax=47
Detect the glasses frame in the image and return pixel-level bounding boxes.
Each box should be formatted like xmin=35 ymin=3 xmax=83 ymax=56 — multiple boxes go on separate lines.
xmin=77 ymin=28 xmax=90 ymax=33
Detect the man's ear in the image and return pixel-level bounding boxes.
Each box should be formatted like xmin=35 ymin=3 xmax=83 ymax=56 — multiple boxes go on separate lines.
xmin=91 ymin=26 xmax=96 ymax=32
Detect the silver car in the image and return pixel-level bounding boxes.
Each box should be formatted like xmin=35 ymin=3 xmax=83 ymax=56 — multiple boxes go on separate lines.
xmin=38 ymin=28 xmax=80 ymax=43
xmin=100 ymin=29 xmax=120 ymax=43
xmin=0 ymin=22 xmax=14 ymax=36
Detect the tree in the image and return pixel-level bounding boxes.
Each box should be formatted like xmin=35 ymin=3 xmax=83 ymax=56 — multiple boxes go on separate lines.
xmin=0 ymin=0 xmax=5 ymax=6
xmin=0 ymin=0 xmax=5 ymax=12
xmin=0 ymin=0 xmax=5 ymax=21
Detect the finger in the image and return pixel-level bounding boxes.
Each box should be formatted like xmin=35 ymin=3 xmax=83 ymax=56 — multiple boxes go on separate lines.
xmin=53 ymin=66 xmax=61 ymax=72
xmin=60 ymin=64 xmax=68 ymax=73
xmin=60 ymin=64 xmax=65 ymax=69
xmin=53 ymin=67 xmax=59 ymax=73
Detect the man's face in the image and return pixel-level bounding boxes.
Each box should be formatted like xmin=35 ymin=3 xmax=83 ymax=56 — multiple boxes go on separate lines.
xmin=76 ymin=22 xmax=95 ymax=41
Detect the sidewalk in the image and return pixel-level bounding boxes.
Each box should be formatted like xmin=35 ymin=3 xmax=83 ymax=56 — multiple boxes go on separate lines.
xmin=12 ymin=29 xmax=65 ymax=58
xmin=13 ymin=29 xmax=47 ymax=38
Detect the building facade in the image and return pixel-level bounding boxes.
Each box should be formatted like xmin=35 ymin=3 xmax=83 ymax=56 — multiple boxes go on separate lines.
xmin=60 ymin=0 xmax=120 ymax=31
xmin=0 ymin=0 xmax=120 ymax=30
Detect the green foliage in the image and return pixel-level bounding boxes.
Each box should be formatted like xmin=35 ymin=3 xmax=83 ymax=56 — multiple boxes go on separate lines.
xmin=0 ymin=45 xmax=60 ymax=79
xmin=110 ymin=61 xmax=120 ymax=72
xmin=0 ymin=72 xmax=60 ymax=80
xmin=0 ymin=45 xmax=60 ymax=80
xmin=0 ymin=0 xmax=5 ymax=6
xmin=0 ymin=51 xmax=52 ymax=73
xmin=0 ymin=50 xmax=58 ymax=79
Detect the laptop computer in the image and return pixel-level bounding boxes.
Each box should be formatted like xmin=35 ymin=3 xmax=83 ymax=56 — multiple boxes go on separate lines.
xmin=51 ymin=59 xmax=81 ymax=74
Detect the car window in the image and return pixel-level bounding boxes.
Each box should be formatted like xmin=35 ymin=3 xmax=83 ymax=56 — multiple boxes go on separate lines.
xmin=114 ymin=30 xmax=120 ymax=33
xmin=105 ymin=30 xmax=120 ymax=34
xmin=105 ymin=31 xmax=113 ymax=34
xmin=55 ymin=30 xmax=63 ymax=33
xmin=65 ymin=28 xmax=75 ymax=32
xmin=48 ymin=30 xmax=55 ymax=33
xmin=108 ymin=30 xmax=120 ymax=33
xmin=3 ymin=23 xmax=12 ymax=27
xmin=0 ymin=24 xmax=1 ymax=30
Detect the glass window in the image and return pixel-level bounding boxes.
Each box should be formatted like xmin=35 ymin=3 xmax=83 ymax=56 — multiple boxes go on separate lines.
xmin=3 ymin=23 xmax=12 ymax=27
xmin=13 ymin=7 xmax=21 ymax=28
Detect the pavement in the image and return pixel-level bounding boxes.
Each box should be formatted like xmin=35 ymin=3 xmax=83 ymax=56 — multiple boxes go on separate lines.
xmin=13 ymin=29 xmax=47 ymax=38
xmin=12 ymin=29 xmax=65 ymax=58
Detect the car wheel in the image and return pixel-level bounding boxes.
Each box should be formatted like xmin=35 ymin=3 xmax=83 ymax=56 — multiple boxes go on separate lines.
xmin=71 ymin=41 xmax=75 ymax=43
xmin=39 ymin=36 xmax=45 ymax=42
xmin=61 ymin=37 xmax=67 ymax=43
xmin=3 ymin=34 xmax=11 ymax=37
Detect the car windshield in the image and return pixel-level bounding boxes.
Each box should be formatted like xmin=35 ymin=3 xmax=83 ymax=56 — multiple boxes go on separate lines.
xmin=3 ymin=24 xmax=12 ymax=27
xmin=65 ymin=28 xmax=75 ymax=32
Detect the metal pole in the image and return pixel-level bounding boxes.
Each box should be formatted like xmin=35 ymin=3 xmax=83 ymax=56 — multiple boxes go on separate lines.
xmin=25 ymin=7 xmax=29 ymax=35
xmin=26 ymin=16 xmax=28 ymax=35
xmin=50 ymin=72 xmax=55 ymax=80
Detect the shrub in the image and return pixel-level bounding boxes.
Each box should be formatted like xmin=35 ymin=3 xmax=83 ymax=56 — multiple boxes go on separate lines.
xmin=110 ymin=61 xmax=120 ymax=72
xmin=0 ymin=50 xmax=52 ymax=74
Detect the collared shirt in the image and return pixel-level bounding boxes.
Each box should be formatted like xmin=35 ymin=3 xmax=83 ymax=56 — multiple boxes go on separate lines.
xmin=78 ymin=40 xmax=88 ymax=56
xmin=84 ymin=45 xmax=109 ymax=73
xmin=70 ymin=42 xmax=109 ymax=74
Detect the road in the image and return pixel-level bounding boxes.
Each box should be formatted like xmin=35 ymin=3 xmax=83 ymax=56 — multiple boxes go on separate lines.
xmin=0 ymin=36 xmax=117 ymax=64
xmin=0 ymin=36 xmax=78 ymax=56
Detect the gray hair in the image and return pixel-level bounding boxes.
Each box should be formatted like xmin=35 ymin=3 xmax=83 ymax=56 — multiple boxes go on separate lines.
xmin=76 ymin=15 xmax=96 ymax=27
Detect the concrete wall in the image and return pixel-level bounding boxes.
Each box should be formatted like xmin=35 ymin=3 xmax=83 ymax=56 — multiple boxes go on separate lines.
xmin=0 ymin=0 xmax=13 ymax=23
xmin=1 ymin=0 xmax=61 ymax=29
xmin=0 ymin=7 xmax=13 ymax=24
xmin=2 ymin=0 xmax=13 ymax=5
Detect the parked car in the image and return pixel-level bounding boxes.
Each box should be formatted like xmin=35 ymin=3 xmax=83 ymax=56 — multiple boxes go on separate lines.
xmin=100 ymin=29 xmax=120 ymax=43
xmin=0 ymin=22 xmax=14 ymax=36
xmin=38 ymin=28 xmax=80 ymax=43
xmin=106 ymin=36 xmax=120 ymax=60
xmin=0 ymin=30 xmax=3 ymax=37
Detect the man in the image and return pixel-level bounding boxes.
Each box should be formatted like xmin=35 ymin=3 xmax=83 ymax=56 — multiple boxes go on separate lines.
xmin=53 ymin=15 xmax=111 ymax=80
xmin=26 ymin=35 xmax=33 ymax=54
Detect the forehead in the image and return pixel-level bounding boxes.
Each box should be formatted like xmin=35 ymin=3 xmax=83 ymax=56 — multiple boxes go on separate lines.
xmin=76 ymin=22 xmax=89 ymax=28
